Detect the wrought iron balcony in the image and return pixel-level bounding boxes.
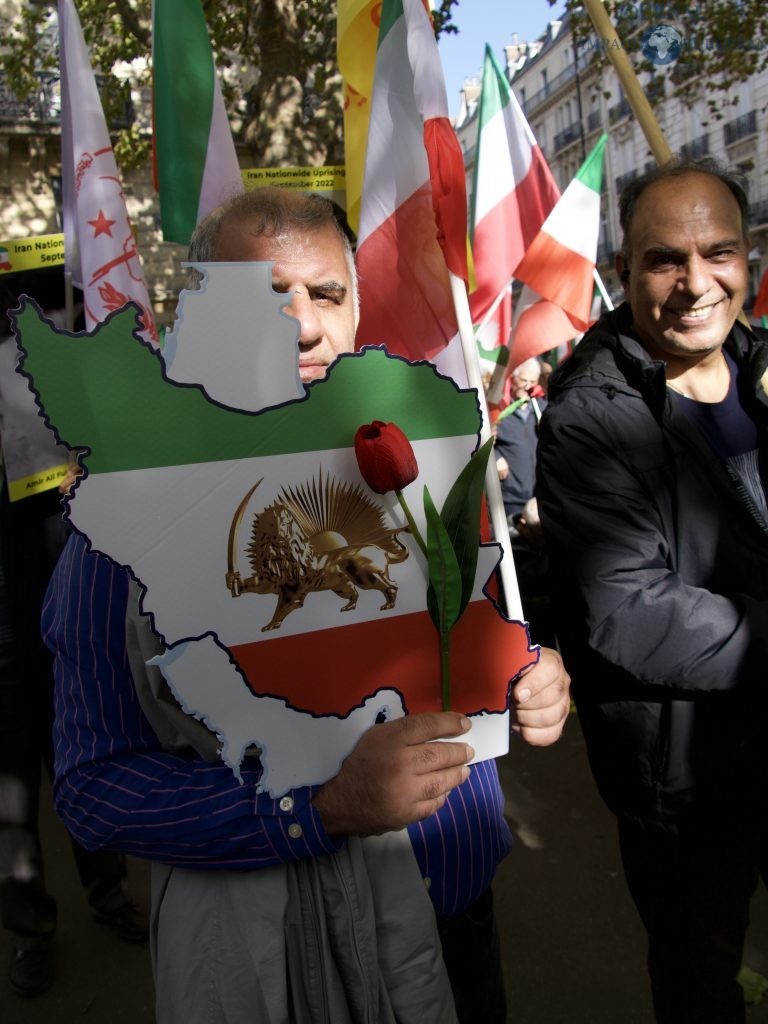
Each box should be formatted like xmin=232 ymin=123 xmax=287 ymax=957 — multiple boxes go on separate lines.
xmin=520 ymin=52 xmax=592 ymax=117
xmin=679 ymin=134 xmax=710 ymax=160
xmin=0 ymin=70 xmax=134 ymax=129
xmin=609 ymin=97 xmax=632 ymax=124
xmin=749 ymin=198 xmax=768 ymax=228
xmin=587 ymin=109 xmax=602 ymax=133
xmin=724 ymin=109 xmax=757 ymax=146
xmin=615 ymin=169 xmax=639 ymax=194
xmin=553 ymin=122 xmax=581 ymax=153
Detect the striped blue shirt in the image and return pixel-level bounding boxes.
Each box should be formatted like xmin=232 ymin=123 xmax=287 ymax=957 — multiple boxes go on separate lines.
xmin=43 ymin=532 xmax=512 ymax=920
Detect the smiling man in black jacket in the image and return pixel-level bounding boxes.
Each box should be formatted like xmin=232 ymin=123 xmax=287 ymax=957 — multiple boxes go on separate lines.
xmin=537 ymin=158 xmax=768 ymax=1024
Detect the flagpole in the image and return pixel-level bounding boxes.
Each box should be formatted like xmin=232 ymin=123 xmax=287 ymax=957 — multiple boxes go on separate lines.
xmin=593 ymin=268 xmax=614 ymax=312
xmin=64 ymin=269 xmax=75 ymax=332
xmin=475 ymin=279 xmax=512 ymax=338
xmin=449 ymin=271 xmax=524 ymax=619
xmin=581 ymin=0 xmax=672 ymax=164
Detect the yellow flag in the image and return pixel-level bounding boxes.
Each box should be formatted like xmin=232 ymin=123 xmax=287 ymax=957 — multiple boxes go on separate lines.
xmin=337 ymin=0 xmax=381 ymax=233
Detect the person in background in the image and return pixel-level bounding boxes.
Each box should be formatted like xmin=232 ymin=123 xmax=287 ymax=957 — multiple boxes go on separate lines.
xmin=0 ymin=270 xmax=147 ymax=998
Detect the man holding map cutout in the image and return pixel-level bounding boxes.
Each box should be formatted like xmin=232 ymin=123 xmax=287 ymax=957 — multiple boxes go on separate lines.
xmin=41 ymin=188 xmax=569 ymax=1023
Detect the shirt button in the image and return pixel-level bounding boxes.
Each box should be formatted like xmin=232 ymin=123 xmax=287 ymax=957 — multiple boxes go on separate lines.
xmin=288 ymin=823 xmax=303 ymax=839
xmin=424 ymin=876 xmax=432 ymax=889
xmin=279 ymin=796 xmax=294 ymax=813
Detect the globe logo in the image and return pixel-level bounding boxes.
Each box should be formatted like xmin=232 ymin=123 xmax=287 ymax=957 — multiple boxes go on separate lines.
xmin=641 ymin=24 xmax=683 ymax=65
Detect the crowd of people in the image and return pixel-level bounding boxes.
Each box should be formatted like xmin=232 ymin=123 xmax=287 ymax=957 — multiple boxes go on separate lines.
xmin=0 ymin=155 xmax=766 ymax=1024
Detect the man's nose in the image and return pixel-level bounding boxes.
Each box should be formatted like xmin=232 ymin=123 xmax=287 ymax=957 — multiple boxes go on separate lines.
xmin=284 ymin=290 xmax=322 ymax=346
xmin=678 ymin=254 xmax=713 ymax=298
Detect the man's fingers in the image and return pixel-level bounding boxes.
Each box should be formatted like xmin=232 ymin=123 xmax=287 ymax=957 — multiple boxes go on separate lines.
xmin=513 ymin=647 xmax=570 ymax=706
xmin=411 ymin=739 xmax=474 ymax=774
xmin=397 ymin=711 xmax=471 ymax=745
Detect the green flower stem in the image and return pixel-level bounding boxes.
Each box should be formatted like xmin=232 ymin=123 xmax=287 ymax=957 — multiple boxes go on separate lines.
xmin=441 ymin=630 xmax=452 ymax=712
xmin=395 ymin=489 xmax=427 ymax=556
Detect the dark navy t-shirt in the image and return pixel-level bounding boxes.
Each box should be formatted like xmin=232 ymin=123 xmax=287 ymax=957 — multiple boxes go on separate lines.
xmin=671 ymin=350 xmax=768 ymax=524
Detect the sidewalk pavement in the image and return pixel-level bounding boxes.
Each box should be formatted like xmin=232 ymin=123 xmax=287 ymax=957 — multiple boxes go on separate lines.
xmin=2 ymin=713 xmax=766 ymax=1023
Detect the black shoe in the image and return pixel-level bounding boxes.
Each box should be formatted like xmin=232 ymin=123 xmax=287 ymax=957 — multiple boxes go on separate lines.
xmin=92 ymin=896 xmax=149 ymax=943
xmin=9 ymin=945 xmax=54 ymax=997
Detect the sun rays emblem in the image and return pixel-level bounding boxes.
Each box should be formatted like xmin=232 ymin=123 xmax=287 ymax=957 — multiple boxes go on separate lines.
xmin=225 ymin=470 xmax=411 ymax=631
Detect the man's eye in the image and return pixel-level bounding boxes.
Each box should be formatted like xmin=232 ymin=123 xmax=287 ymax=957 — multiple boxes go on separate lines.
xmin=710 ymin=249 xmax=736 ymax=261
xmin=313 ymin=291 xmax=343 ymax=306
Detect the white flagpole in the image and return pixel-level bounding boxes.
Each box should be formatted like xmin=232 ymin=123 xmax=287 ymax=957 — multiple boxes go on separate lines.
xmin=474 ymin=278 xmax=512 ymax=338
xmin=593 ymin=267 xmax=614 ymax=311
xmin=449 ymin=271 xmax=523 ymax=620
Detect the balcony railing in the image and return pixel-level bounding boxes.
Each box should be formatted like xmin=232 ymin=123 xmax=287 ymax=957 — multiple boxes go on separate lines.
xmin=680 ymin=134 xmax=710 ymax=160
xmin=0 ymin=71 xmax=60 ymax=124
xmin=553 ymin=122 xmax=581 ymax=153
xmin=609 ymin=97 xmax=632 ymax=124
xmin=749 ymin=198 xmax=768 ymax=228
xmin=520 ymin=52 xmax=592 ymax=116
xmin=615 ymin=169 xmax=639 ymax=194
xmin=596 ymin=240 xmax=615 ymax=264
xmin=587 ymin=109 xmax=602 ymax=133
xmin=0 ymin=70 xmax=134 ymax=129
xmin=724 ymin=109 xmax=757 ymax=146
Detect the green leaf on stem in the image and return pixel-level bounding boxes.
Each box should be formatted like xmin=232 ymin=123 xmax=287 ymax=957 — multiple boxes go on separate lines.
xmin=424 ymin=485 xmax=462 ymax=636
xmin=438 ymin=436 xmax=494 ymax=617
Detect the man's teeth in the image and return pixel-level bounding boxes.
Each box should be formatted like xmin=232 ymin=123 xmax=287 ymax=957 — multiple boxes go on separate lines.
xmin=670 ymin=304 xmax=715 ymax=318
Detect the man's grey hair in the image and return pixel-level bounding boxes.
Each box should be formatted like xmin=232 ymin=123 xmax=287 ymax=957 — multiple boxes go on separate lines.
xmin=618 ymin=156 xmax=750 ymax=260
xmin=187 ymin=186 xmax=358 ymax=311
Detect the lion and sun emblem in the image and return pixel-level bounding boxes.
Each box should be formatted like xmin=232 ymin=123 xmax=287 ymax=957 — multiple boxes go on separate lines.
xmin=226 ymin=471 xmax=410 ymax=631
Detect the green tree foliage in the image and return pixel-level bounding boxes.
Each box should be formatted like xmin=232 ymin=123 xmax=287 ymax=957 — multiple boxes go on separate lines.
xmin=555 ymin=0 xmax=767 ymax=119
xmin=1 ymin=0 xmax=458 ymax=170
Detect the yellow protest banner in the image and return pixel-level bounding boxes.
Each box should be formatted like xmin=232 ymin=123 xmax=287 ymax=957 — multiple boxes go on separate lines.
xmin=241 ymin=167 xmax=346 ymax=208
xmin=0 ymin=234 xmax=65 ymax=275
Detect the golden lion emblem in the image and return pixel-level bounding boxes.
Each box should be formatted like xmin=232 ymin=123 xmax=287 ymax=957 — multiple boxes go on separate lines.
xmin=226 ymin=472 xmax=410 ymax=631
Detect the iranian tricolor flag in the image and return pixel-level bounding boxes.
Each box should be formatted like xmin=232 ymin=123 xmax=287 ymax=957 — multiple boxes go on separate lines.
xmin=58 ymin=0 xmax=156 ymax=342
xmin=355 ymin=0 xmax=468 ymax=362
xmin=152 ymin=0 xmax=244 ymax=245
xmin=470 ymin=45 xmax=560 ymax=350
xmin=514 ymin=134 xmax=608 ymax=335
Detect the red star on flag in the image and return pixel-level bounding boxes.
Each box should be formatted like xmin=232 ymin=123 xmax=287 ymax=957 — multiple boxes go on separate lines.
xmin=88 ymin=209 xmax=116 ymax=238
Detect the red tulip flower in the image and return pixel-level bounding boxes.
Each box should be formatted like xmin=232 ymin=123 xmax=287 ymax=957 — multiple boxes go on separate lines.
xmin=353 ymin=418 xmax=493 ymax=711
xmin=354 ymin=421 xmax=419 ymax=495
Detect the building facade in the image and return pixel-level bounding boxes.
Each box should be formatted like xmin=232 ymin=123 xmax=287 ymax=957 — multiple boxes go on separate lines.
xmin=455 ymin=13 xmax=768 ymax=308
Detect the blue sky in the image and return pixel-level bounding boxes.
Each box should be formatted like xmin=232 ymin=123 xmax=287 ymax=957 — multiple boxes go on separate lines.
xmin=438 ymin=0 xmax=567 ymax=117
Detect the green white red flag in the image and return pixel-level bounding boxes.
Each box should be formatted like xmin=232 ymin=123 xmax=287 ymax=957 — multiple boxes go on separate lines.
xmin=58 ymin=0 xmax=156 ymax=342
xmin=513 ymin=133 xmax=608 ymax=338
xmin=152 ymin=0 xmax=244 ymax=245
xmin=470 ymin=45 xmax=560 ymax=350
xmin=355 ymin=0 xmax=468 ymax=362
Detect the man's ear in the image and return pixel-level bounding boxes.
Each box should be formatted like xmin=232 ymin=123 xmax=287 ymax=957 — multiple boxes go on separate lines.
xmin=615 ymin=252 xmax=630 ymax=296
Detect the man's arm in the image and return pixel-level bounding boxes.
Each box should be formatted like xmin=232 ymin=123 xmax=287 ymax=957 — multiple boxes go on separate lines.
xmin=537 ymin=402 xmax=768 ymax=691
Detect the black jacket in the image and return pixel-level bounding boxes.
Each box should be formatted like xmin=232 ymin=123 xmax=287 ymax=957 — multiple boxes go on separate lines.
xmin=537 ymin=304 xmax=768 ymax=838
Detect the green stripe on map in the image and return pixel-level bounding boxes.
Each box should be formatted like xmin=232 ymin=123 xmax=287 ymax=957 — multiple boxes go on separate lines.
xmin=14 ymin=303 xmax=481 ymax=475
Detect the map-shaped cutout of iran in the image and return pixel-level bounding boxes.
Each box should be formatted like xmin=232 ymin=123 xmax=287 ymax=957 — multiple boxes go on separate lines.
xmin=14 ymin=265 xmax=534 ymax=796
